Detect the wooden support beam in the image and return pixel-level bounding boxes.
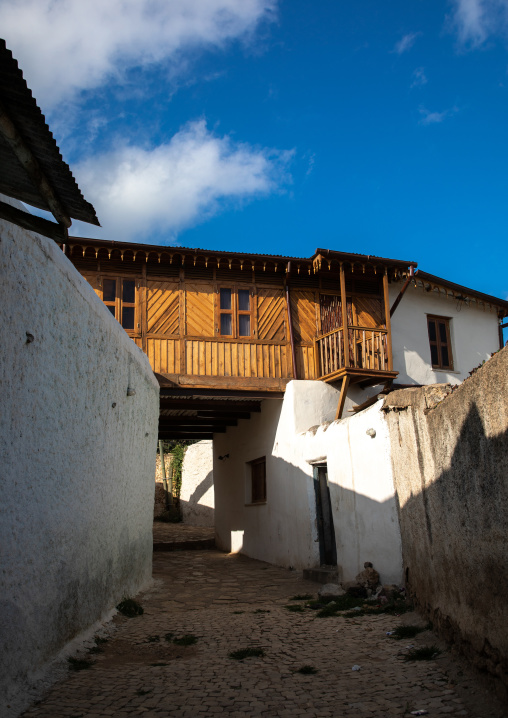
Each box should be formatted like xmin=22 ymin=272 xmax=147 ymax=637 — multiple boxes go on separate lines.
xmin=339 ymin=263 xmax=350 ymax=368
xmin=0 ymin=100 xmax=71 ymax=227
xmin=382 ymin=269 xmax=393 ymax=371
xmin=285 ymin=271 xmax=298 ymax=379
xmin=158 ymin=432 xmax=214 ymax=440
xmin=0 ymin=199 xmax=67 ymax=241
xmin=335 ymin=374 xmax=350 ymax=421
xmin=159 ymin=399 xmax=261 ymax=412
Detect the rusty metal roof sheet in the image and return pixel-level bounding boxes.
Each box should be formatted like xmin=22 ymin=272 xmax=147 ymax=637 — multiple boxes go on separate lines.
xmin=0 ymin=39 xmax=99 ymax=225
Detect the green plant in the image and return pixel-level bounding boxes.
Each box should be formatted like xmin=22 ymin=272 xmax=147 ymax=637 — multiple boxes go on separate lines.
xmin=404 ymin=645 xmax=441 ymax=661
xmin=136 ymin=689 xmax=152 ymax=696
xmin=253 ymin=609 xmax=270 ymax=613
xmin=150 ymin=662 xmax=168 ymax=667
xmin=290 ymin=594 xmax=313 ymax=601
xmin=390 ymin=625 xmax=425 ymax=640
xmin=316 ymin=595 xmax=364 ymax=617
xmin=285 ymin=604 xmax=305 ymax=612
xmin=232 ymin=611 xmax=244 ymax=615
xmin=164 ymin=632 xmax=174 ymax=641
xmin=68 ymin=657 xmax=94 ymax=671
xmin=116 ymin=598 xmax=144 ymax=617
xmin=146 ymin=635 xmax=160 ymax=643
xmin=228 ymin=647 xmax=265 ymax=660
xmin=173 ymin=634 xmax=198 ymax=646
xmin=297 ymin=665 xmax=318 ymax=674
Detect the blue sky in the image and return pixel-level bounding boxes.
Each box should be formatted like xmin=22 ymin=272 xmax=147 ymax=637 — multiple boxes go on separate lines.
xmin=2 ymin=0 xmax=507 ymax=302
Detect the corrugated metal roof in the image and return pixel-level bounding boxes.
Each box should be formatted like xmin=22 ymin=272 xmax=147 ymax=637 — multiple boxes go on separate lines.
xmin=0 ymin=39 xmax=99 ymax=225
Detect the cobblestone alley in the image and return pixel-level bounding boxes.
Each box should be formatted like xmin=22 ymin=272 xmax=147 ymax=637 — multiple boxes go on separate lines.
xmin=22 ymin=544 xmax=506 ymax=718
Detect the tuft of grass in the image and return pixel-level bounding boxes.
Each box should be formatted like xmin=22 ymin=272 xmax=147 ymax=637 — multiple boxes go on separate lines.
xmin=285 ymin=604 xmax=305 ymax=612
xmin=163 ymin=632 xmax=174 ymax=641
xmin=150 ymin=662 xmax=168 ymax=667
xmin=173 ymin=634 xmax=198 ymax=646
xmin=390 ymin=624 xmax=426 ymax=640
xmin=253 ymin=609 xmax=270 ymax=614
xmin=146 ymin=635 xmax=160 ymax=643
xmin=136 ymin=688 xmax=152 ymax=696
xmin=297 ymin=665 xmax=318 ymax=674
xmin=343 ymin=600 xmax=414 ymax=619
xmin=290 ymin=594 xmax=313 ymax=601
xmin=116 ymin=598 xmax=144 ymax=617
xmin=68 ymin=657 xmax=94 ymax=671
xmin=232 ymin=611 xmax=245 ymax=615
xmin=404 ymin=645 xmax=441 ymax=662
xmin=228 ymin=647 xmax=265 ymax=660
xmin=316 ymin=595 xmax=364 ymax=617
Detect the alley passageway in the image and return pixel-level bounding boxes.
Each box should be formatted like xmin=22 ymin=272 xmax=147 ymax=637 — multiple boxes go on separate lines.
xmin=22 ymin=540 xmax=506 ymax=718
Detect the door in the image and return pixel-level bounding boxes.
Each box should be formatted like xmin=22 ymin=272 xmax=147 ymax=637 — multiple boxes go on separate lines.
xmin=313 ymin=465 xmax=337 ymax=566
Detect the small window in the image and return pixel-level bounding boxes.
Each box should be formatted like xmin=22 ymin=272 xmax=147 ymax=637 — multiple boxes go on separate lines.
xmin=427 ymin=316 xmax=453 ymax=370
xmin=249 ymin=457 xmax=266 ymax=504
xmin=101 ymin=276 xmax=138 ymax=333
xmin=218 ymin=286 xmax=253 ymax=338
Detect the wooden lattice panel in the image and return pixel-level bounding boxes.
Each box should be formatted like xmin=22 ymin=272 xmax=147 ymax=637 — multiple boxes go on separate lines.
xmin=257 ymin=287 xmax=286 ymax=341
xmin=147 ymin=281 xmax=180 ymax=335
xmin=186 ymin=283 xmax=215 ymax=336
xmin=352 ymin=296 xmax=384 ymax=328
xmin=291 ymin=290 xmax=318 ymax=343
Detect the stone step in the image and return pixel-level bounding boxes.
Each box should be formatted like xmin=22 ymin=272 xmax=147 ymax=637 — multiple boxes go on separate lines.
xmin=303 ymin=565 xmax=340 ymax=585
xmin=153 ymin=538 xmax=216 ymax=552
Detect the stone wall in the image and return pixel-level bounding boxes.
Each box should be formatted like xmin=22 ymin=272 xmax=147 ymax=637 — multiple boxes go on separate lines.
xmin=154 ymin=442 xmax=214 ymax=526
xmin=0 ymin=216 xmax=160 ymax=716
xmin=383 ymin=346 xmax=508 ymax=690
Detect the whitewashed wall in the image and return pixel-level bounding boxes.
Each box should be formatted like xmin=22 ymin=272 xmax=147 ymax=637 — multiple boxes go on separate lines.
xmin=214 ymin=381 xmax=403 ymax=584
xmin=389 ymin=279 xmax=500 ymax=386
xmin=180 ymin=440 xmax=214 ymax=526
xmin=0 ymin=216 xmax=159 ymax=716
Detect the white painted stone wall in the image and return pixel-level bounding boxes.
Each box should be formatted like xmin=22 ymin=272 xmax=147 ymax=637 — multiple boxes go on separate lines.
xmin=389 ymin=279 xmax=500 ymax=386
xmin=180 ymin=440 xmax=214 ymax=527
xmin=214 ymin=381 xmax=403 ymax=584
xmin=0 ymin=215 xmax=159 ymax=716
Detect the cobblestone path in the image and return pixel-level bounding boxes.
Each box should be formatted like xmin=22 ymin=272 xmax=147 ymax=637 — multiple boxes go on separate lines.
xmin=23 ymin=550 xmax=506 ymax=718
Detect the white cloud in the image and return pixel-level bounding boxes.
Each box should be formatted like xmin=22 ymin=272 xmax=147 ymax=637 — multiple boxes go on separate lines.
xmin=0 ymin=0 xmax=276 ymax=107
xmin=393 ymin=32 xmax=421 ymax=54
xmin=450 ymin=0 xmax=508 ymax=47
xmin=411 ymin=67 xmax=428 ymax=88
xmin=72 ymin=120 xmax=293 ymax=242
xmin=419 ymin=106 xmax=459 ymax=125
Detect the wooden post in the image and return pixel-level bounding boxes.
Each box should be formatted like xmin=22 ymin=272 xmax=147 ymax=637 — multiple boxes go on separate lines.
xmin=285 ymin=265 xmax=298 ymax=379
xmin=179 ymin=266 xmax=186 ymax=374
xmin=339 ymin=263 xmax=350 ymax=368
xmin=335 ymin=374 xmax=350 ymax=421
xmin=141 ymin=263 xmax=147 ymax=353
xmin=383 ymin=268 xmax=393 ymax=371
xmin=313 ymin=338 xmax=320 ymax=378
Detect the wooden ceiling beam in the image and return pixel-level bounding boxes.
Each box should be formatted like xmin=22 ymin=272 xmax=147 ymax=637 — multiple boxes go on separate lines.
xmin=159 ymin=399 xmax=261 ymax=412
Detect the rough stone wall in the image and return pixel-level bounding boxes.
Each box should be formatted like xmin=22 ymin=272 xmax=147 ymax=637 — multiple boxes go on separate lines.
xmin=0 ymin=217 xmax=160 ymax=715
xmin=383 ymin=347 xmax=508 ymax=689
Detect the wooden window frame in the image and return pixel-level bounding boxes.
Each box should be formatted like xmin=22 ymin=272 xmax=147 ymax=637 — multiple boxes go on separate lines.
xmin=100 ymin=275 xmax=141 ymax=337
xmin=217 ymin=284 xmax=255 ymax=339
xmin=427 ymin=315 xmax=454 ymax=370
xmin=248 ymin=457 xmax=266 ymax=505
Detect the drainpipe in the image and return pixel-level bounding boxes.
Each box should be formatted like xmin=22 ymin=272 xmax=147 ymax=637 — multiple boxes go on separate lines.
xmin=285 ymin=261 xmax=298 ymax=379
xmin=390 ymin=265 xmax=415 ymax=318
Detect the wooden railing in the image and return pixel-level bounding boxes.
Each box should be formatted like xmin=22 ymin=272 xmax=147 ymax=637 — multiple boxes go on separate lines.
xmin=315 ymin=326 xmax=389 ymax=378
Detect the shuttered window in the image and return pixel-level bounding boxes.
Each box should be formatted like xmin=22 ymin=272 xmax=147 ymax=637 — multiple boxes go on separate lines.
xmin=427 ymin=316 xmax=453 ymax=370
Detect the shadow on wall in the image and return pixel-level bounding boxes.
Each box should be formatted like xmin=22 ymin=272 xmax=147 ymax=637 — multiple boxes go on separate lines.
xmin=155 ymin=471 xmax=215 ymax=527
xmin=395 ymin=403 xmax=508 ymax=692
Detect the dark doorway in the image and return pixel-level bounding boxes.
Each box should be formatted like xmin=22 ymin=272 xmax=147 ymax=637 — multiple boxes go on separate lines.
xmin=313 ymin=465 xmax=337 ymax=566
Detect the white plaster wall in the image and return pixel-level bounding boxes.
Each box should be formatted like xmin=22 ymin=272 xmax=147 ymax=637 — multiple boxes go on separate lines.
xmin=389 ymin=279 xmax=500 ymax=386
xmin=214 ymin=381 xmax=403 ymax=584
xmin=180 ymin=440 xmax=214 ymax=527
xmin=0 ymin=217 xmax=159 ymax=716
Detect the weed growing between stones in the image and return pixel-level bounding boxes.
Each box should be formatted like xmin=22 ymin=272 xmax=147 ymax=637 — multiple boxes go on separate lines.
xmin=147 ymin=635 xmax=160 ymax=643
xmin=68 ymin=657 xmax=94 ymax=671
xmin=290 ymin=594 xmax=313 ymax=601
xmin=390 ymin=625 xmax=426 ymax=640
xmin=253 ymin=609 xmax=270 ymax=613
xmin=136 ymin=689 xmax=152 ymax=696
xmin=404 ymin=645 xmax=441 ymax=661
xmin=116 ymin=598 xmax=144 ymax=617
xmin=173 ymin=634 xmax=198 ymax=646
xmin=297 ymin=665 xmax=318 ymax=674
xmin=164 ymin=632 xmax=174 ymax=641
xmin=150 ymin=662 xmax=168 ymax=666
xmin=229 ymin=647 xmax=265 ymax=660
xmin=232 ymin=611 xmax=245 ymax=614
xmin=285 ymin=604 xmax=305 ymax=612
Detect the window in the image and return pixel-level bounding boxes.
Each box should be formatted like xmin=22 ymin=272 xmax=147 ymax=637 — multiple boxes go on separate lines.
xmin=219 ymin=287 xmax=253 ymax=337
xmin=102 ymin=277 xmax=138 ymax=331
xmin=248 ymin=457 xmax=266 ymax=504
xmin=427 ymin=315 xmax=453 ymax=370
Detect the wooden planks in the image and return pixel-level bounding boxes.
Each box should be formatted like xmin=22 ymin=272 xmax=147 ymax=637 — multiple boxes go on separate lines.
xmin=147 ymin=338 xmax=180 ymax=373
xmin=184 ymin=340 xmax=291 ymax=379
xmin=257 ymin=287 xmax=286 ymax=341
xmin=186 ymin=282 xmax=215 ymax=336
xmin=352 ymin=296 xmax=384 ymax=328
xmin=290 ymin=290 xmax=318 ymax=343
xmin=147 ymin=280 xmax=180 ymax=334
